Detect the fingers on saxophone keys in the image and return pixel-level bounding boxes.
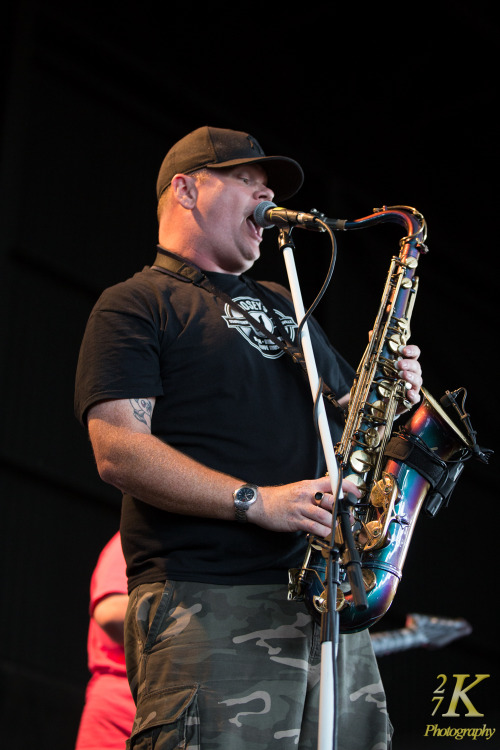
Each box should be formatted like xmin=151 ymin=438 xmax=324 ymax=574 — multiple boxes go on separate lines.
xmin=397 ymin=361 xmax=422 ymax=391
xmin=397 ymin=357 xmax=421 ymax=375
xmin=398 ymin=344 xmax=421 ymax=360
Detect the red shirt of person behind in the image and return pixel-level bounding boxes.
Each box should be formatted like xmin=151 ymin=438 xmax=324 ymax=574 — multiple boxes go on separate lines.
xmin=75 ymin=532 xmax=136 ymax=749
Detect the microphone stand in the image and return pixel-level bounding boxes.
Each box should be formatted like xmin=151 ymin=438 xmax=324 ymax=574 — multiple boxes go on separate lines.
xmin=276 ymin=227 xmax=367 ymax=750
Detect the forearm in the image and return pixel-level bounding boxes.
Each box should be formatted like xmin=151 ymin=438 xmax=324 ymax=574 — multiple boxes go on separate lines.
xmin=89 ymin=418 xmax=241 ymax=519
xmin=93 ymin=594 xmax=129 ymax=645
xmin=86 ymin=397 xmax=359 ymax=537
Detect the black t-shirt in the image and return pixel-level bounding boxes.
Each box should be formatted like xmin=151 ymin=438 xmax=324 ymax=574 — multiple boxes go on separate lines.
xmin=74 ymin=252 xmax=355 ymax=591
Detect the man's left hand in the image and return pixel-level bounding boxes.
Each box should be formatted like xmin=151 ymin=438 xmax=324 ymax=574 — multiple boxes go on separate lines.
xmin=397 ymin=343 xmax=423 ymax=407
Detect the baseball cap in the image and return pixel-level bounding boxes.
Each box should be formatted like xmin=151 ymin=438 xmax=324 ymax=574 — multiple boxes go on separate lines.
xmin=156 ymin=126 xmax=304 ymax=202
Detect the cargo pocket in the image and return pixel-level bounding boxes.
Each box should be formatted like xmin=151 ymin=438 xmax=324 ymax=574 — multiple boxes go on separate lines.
xmin=126 ymin=684 xmax=200 ymax=750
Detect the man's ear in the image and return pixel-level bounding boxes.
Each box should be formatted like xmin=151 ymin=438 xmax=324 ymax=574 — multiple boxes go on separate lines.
xmin=171 ymin=173 xmax=197 ymax=209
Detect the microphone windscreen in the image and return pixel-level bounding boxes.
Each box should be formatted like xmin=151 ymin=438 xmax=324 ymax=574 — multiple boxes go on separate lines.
xmin=253 ymin=201 xmax=277 ymax=228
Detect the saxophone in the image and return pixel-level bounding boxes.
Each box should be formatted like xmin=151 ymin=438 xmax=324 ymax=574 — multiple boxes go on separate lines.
xmin=288 ymin=205 xmax=481 ymax=633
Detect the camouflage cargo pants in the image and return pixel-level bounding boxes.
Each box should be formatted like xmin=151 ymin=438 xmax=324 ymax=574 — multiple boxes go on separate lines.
xmin=124 ymin=581 xmax=392 ymax=750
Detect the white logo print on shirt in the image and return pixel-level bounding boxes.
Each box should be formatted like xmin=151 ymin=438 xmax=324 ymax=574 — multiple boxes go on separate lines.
xmin=222 ymin=296 xmax=298 ymax=359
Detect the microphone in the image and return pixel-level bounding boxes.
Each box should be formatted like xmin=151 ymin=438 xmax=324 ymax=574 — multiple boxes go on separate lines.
xmin=253 ymin=201 xmax=327 ymax=231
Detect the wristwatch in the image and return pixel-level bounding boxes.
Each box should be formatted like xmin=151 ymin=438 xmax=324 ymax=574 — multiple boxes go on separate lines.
xmin=233 ymin=483 xmax=259 ymax=522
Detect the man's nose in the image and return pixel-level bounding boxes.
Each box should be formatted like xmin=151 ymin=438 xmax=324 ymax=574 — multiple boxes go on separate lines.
xmin=255 ymin=182 xmax=274 ymax=202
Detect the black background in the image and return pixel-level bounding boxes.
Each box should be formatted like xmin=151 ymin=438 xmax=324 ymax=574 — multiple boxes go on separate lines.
xmin=0 ymin=1 xmax=497 ymax=748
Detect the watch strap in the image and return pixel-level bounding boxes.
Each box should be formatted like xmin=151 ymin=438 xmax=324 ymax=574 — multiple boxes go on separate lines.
xmin=233 ymin=483 xmax=258 ymax=523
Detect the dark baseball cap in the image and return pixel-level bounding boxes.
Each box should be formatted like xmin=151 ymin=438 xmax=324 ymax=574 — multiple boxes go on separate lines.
xmin=156 ymin=126 xmax=304 ymax=202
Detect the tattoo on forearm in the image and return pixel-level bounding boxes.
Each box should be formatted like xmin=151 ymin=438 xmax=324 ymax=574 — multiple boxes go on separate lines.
xmin=130 ymin=398 xmax=153 ymax=427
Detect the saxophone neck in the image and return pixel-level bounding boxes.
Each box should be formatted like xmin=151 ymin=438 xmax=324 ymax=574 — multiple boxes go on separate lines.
xmin=344 ymin=205 xmax=427 ymax=243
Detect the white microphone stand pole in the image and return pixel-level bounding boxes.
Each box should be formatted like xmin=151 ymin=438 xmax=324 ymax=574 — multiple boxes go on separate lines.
xmin=277 ymin=228 xmax=341 ymax=750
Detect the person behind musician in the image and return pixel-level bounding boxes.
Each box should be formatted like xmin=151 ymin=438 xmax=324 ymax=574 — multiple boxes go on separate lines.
xmin=74 ymin=126 xmax=423 ymax=750
xmin=74 ymin=531 xmax=135 ymax=750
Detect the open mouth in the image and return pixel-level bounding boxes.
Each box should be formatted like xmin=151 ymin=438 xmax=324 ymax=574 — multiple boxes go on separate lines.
xmin=246 ymin=212 xmax=263 ymax=240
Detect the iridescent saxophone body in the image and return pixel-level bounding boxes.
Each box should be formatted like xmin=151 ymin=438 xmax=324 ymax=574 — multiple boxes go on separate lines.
xmin=288 ymin=206 xmax=473 ymax=633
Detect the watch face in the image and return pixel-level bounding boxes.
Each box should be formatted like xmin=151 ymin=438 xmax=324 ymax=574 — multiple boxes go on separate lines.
xmin=236 ymin=486 xmax=256 ymax=502
xmin=234 ymin=485 xmax=257 ymax=522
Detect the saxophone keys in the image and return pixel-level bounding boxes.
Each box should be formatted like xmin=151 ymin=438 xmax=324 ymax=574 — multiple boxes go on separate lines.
xmin=367 ymin=399 xmax=386 ymax=418
xmin=313 ymin=592 xmax=327 ymax=613
xmin=336 ymin=588 xmax=348 ymax=612
xmin=381 ymin=361 xmax=398 ymax=378
xmin=363 ymin=427 xmax=380 ymax=448
xmin=312 ymin=587 xmax=347 ymax=614
xmin=349 ymin=449 xmax=375 ymax=474
xmin=361 ymin=568 xmax=377 ymax=593
xmin=370 ymin=474 xmax=392 ymax=508
xmin=377 ymin=379 xmax=394 ymax=399
xmin=403 ymin=256 xmax=419 ymax=269
xmin=370 ymin=472 xmax=398 ymax=508
xmin=287 ymin=569 xmax=301 ymax=601
xmin=344 ymin=473 xmax=367 ymax=497
xmin=365 ymin=520 xmax=383 ymax=537
xmin=363 ymin=519 xmax=389 ymax=551
xmin=387 ymin=334 xmax=403 ymax=353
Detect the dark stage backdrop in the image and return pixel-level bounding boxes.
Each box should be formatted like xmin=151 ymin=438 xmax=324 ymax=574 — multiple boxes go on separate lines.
xmin=0 ymin=2 xmax=497 ymax=748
